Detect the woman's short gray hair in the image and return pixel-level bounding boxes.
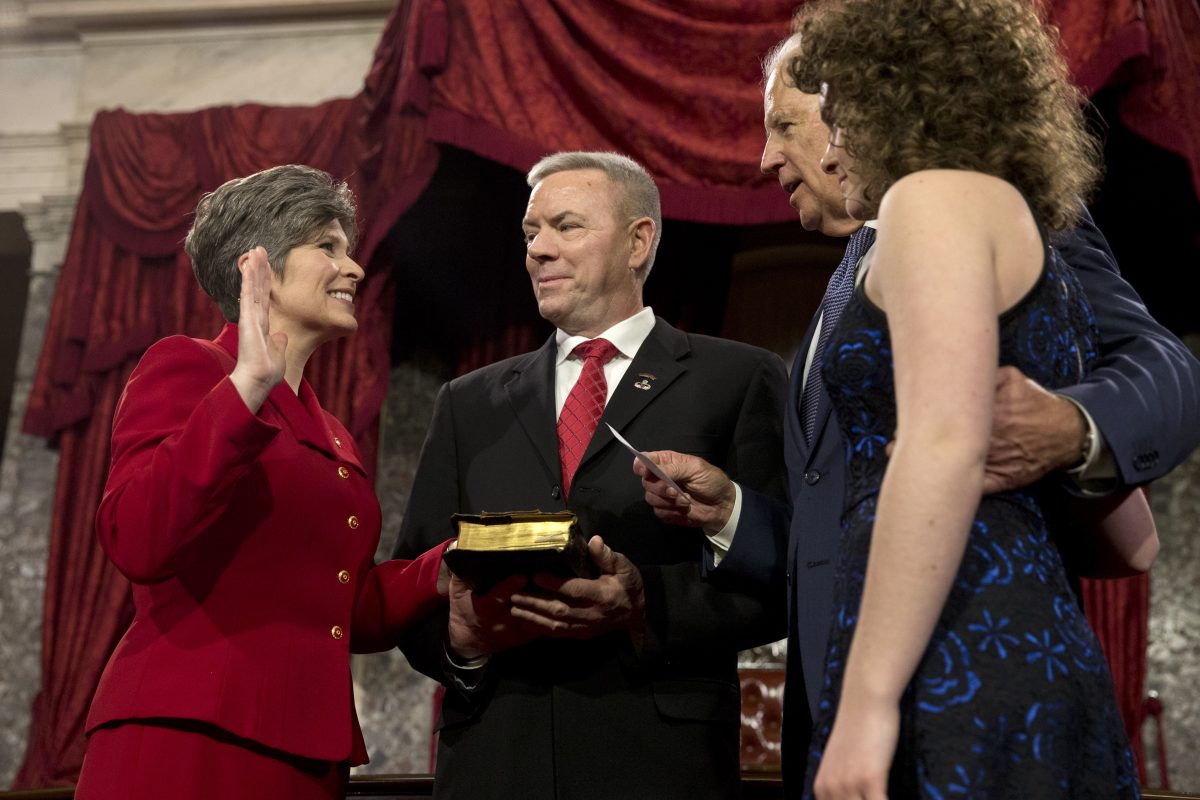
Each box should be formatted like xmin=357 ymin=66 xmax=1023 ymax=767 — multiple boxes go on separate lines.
xmin=184 ymin=164 xmax=358 ymax=322
xmin=526 ymin=151 xmax=663 ymax=272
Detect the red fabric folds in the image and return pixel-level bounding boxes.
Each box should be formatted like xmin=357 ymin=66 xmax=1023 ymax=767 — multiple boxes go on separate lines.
xmin=1082 ymin=574 xmax=1151 ymax=784
xmin=420 ymin=0 xmax=797 ymax=223
xmin=1050 ymin=0 xmax=1200 ymax=197
xmin=1117 ymin=0 xmax=1200 ymax=198
xmin=1051 ymin=0 xmax=1149 ymax=93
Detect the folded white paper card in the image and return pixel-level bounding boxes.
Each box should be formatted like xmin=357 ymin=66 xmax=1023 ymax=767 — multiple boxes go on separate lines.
xmin=605 ymin=423 xmax=688 ymax=497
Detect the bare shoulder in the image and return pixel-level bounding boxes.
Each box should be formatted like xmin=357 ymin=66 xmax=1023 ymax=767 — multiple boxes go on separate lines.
xmin=881 ymin=170 xmax=1027 ymax=223
xmin=878 ymin=170 xmax=1039 ymax=256
xmin=874 ymin=170 xmax=1043 ymax=308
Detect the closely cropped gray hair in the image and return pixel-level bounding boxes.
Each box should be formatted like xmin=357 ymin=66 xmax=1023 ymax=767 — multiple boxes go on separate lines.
xmin=526 ymin=151 xmax=663 ymax=273
xmin=184 ymin=164 xmax=358 ymax=322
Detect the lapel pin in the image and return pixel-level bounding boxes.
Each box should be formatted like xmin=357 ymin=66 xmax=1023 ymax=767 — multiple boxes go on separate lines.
xmin=633 ymin=372 xmax=656 ymax=391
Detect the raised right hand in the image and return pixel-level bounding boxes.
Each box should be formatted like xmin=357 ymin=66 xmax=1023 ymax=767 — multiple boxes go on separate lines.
xmin=229 ymin=246 xmax=287 ymax=412
xmin=634 ymin=450 xmax=736 ymax=531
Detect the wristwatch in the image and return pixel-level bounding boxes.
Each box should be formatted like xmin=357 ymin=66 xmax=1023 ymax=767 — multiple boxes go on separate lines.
xmin=1069 ymin=422 xmax=1096 ymax=474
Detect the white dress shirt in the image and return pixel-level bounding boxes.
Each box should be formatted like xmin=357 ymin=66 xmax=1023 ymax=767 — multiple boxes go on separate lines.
xmin=554 ymin=306 xmax=657 ymax=417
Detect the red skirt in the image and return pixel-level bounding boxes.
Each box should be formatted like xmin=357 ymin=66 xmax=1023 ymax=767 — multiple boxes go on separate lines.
xmin=75 ymin=720 xmax=347 ymax=800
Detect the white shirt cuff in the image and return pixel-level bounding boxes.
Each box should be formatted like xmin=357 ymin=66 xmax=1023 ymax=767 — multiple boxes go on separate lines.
xmin=1060 ymin=395 xmax=1118 ymax=494
xmin=704 ymin=483 xmax=742 ymax=566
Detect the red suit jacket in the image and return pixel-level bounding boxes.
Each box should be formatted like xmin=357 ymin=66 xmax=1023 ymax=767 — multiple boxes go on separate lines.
xmin=87 ymin=324 xmax=447 ymax=765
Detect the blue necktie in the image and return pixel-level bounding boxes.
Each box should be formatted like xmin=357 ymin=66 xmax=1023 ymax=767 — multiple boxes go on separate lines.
xmin=800 ymin=226 xmax=877 ymax=444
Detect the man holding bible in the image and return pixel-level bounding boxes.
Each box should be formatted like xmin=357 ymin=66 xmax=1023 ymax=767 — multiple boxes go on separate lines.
xmin=391 ymin=151 xmax=789 ymax=800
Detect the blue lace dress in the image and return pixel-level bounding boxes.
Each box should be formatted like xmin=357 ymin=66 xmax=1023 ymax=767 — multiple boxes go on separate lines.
xmin=803 ymin=238 xmax=1140 ymax=798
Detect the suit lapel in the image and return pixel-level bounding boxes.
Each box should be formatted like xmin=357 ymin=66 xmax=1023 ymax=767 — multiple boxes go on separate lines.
xmin=262 ymin=381 xmax=348 ymax=463
xmin=784 ymin=345 xmax=809 ymax=462
xmin=505 ymin=335 xmax=561 ymax=483
xmin=790 ymin=311 xmax=842 ymax=469
xmin=579 ymin=318 xmax=686 ymax=470
xmin=806 ymin=387 xmax=838 ymax=463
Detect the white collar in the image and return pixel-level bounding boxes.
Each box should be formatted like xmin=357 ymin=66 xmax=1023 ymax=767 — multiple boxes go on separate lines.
xmin=554 ymin=306 xmax=656 ymax=365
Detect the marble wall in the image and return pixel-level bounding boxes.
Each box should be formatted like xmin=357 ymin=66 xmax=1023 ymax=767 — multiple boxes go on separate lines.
xmin=1143 ymin=335 xmax=1200 ymax=793
xmin=352 ymin=359 xmax=453 ymax=775
xmin=0 ymin=196 xmax=80 ymax=786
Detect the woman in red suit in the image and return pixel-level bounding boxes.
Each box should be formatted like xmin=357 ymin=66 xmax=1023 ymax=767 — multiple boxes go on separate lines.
xmin=75 ymin=165 xmax=450 ymax=800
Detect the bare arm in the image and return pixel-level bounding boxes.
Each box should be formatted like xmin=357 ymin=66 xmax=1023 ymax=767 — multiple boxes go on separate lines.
xmin=815 ymin=172 xmax=1030 ymax=799
xmin=1042 ymin=487 xmax=1159 ymax=577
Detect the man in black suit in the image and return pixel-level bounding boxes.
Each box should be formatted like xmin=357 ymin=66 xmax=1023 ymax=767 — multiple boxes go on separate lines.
xmin=637 ymin=32 xmax=1200 ymax=794
xmin=392 ymin=151 xmax=789 ymax=800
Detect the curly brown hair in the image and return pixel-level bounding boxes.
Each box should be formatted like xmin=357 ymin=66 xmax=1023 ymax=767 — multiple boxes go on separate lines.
xmin=789 ymin=0 xmax=1101 ymax=231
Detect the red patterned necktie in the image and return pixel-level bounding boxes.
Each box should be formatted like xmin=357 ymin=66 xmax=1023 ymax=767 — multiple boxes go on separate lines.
xmin=557 ymin=338 xmax=619 ymax=498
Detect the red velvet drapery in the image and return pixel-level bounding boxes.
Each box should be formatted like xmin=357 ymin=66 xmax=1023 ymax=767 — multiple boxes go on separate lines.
xmin=16 ymin=0 xmax=1194 ymax=787
xmin=1083 ymin=574 xmax=1153 ymax=783
xmin=1053 ymin=0 xmax=1200 ymax=199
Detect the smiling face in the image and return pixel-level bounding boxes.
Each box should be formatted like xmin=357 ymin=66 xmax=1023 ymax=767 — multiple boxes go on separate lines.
xmin=522 ymin=169 xmax=649 ymax=337
xmin=269 ymin=219 xmax=363 ymax=348
xmin=760 ymin=57 xmax=859 ymax=237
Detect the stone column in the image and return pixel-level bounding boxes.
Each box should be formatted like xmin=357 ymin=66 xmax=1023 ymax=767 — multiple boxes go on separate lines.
xmin=351 ymin=359 xmax=450 ymax=775
xmin=0 ymin=193 xmax=75 ymax=787
xmin=1144 ymin=333 xmax=1200 ymax=793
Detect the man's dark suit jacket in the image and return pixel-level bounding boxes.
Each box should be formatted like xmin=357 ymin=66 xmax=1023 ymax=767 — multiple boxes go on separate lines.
xmin=719 ymin=210 xmax=1200 ymax=789
xmin=393 ymin=317 xmax=790 ymax=800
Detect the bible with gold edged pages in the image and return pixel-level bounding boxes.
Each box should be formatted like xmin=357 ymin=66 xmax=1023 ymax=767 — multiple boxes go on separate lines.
xmin=443 ymin=510 xmax=595 ymax=592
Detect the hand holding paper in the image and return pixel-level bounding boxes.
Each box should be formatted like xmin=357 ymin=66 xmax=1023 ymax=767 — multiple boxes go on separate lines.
xmin=614 ymin=426 xmax=739 ymax=532
xmin=606 ymin=423 xmax=689 ymax=497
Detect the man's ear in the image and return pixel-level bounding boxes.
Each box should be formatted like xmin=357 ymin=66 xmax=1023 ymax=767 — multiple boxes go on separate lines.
xmin=628 ymin=217 xmax=655 ymax=272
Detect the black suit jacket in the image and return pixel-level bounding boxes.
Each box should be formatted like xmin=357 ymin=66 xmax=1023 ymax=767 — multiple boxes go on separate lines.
xmin=720 ymin=209 xmax=1200 ymax=790
xmin=393 ymin=317 xmax=789 ymax=800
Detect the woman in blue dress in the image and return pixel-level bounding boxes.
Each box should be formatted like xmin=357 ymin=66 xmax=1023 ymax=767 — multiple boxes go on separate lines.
xmin=787 ymin=0 xmax=1158 ymax=797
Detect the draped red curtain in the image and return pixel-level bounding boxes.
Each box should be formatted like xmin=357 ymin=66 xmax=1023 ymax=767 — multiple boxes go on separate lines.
xmin=1052 ymin=0 xmax=1200 ymax=199
xmin=16 ymin=0 xmax=1194 ymax=787
xmin=1082 ymin=574 xmax=1153 ymax=784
